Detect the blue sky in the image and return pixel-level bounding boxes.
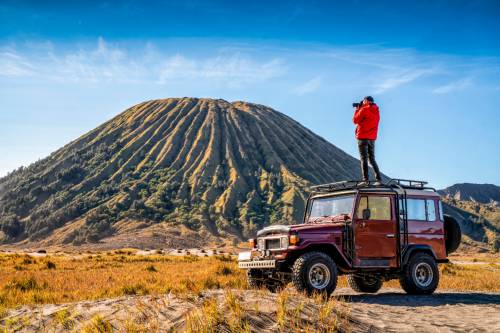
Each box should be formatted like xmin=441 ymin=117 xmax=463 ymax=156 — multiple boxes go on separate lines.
xmin=0 ymin=0 xmax=499 ymax=189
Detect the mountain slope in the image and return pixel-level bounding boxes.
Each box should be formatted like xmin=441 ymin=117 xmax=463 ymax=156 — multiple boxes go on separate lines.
xmin=439 ymin=183 xmax=500 ymax=207
xmin=0 ymin=98 xmax=362 ymax=246
xmin=442 ymin=198 xmax=500 ymax=252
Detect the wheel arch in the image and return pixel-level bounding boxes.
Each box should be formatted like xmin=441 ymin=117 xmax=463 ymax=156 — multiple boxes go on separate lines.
xmin=402 ymin=245 xmax=437 ymax=266
xmin=287 ymin=243 xmax=350 ymax=271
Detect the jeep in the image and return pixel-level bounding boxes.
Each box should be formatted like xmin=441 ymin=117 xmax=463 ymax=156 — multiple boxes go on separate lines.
xmin=238 ymin=179 xmax=461 ymax=296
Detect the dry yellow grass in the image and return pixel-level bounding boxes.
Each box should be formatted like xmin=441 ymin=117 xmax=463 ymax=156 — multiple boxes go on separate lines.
xmin=0 ymin=251 xmax=245 ymax=311
xmin=184 ymin=289 xmax=345 ymax=333
xmin=0 ymin=250 xmax=498 ymax=317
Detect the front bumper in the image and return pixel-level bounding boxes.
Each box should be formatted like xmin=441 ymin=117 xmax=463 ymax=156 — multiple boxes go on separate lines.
xmin=238 ymin=251 xmax=280 ymax=269
xmin=238 ymin=260 xmax=276 ymax=269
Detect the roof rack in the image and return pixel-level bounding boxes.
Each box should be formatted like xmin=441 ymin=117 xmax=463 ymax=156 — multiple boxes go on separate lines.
xmin=310 ymin=180 xmax=372 ymax=192
xmin=310 ymin=178 xmax=436 ymax=193
xmin=386 ymin=179 xmax=428 ymax=188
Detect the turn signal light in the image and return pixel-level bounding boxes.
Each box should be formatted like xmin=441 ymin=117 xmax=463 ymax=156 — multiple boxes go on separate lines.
xmin=248 ymin=238 xmax=256 ymax=248
xmin=289 ymin=234 xmax=300 ymax=245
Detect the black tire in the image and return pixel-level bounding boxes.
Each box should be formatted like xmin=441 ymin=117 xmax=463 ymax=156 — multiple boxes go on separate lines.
xmin=444 ymin=215 xmax=461 ymax=254
xmin=399 ymin=253 xmax=439 ymax=295
xmin=292 ymin=251 xmax=338 ymax=296
xmin=347 ymin=274 xmax=383 ymax=293
xmin=247 ymin=269 xmax=264 ymax=289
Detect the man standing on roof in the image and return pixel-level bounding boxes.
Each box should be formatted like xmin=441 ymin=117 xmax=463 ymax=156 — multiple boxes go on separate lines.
xmin=353 ymin=96 xmax=382 ymax=185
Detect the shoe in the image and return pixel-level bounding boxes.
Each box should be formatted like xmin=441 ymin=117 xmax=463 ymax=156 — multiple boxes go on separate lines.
xmin=359 ymin=181 xmax=369 ymax=186
xmin=373 ymin=181 xmax=382 ymax=186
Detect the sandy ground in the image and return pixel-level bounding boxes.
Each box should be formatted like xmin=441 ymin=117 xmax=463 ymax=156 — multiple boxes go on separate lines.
xmin=335 ymin=287 xmax=500 ymax=332
xmin=2 ymin=287 xmax=499 ymax=332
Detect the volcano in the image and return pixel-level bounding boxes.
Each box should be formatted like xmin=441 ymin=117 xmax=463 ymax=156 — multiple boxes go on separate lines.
xmin=0 ymin=98 xmax=362 ymax=247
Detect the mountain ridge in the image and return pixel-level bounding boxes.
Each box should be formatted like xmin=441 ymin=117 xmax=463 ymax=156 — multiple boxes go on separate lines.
xmin=439 ymin=183 xmax=500 ymax=207
xmin=0 ymin=97 xmax=362 ymax=246
xmin=2 ymin=97 xmax=497 ymax=251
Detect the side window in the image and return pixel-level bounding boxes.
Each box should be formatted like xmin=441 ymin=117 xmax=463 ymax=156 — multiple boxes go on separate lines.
xmin=407 ymin=199 xmax=426 ymax=220
xmin=356 ymin=197 xmax=368 ymax=219
xmin=399 ymin=198 xmax=405 ymax=219
xmin=438 ymin=201 xmax=444 ymax=221
xmin=404 ymin=198 xmax=437 ymax=221
xmin=357 ymin=196 xmax=391 ymax=220
xmin=426 ymin=200 xmax=436 ymax=221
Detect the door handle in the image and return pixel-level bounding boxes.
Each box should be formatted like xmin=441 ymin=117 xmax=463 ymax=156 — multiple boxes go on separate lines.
xmin=386 ymin=234 xmax=395 ymax=238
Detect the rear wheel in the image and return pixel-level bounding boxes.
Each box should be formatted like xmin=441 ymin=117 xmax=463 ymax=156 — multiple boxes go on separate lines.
xmin=399 ymin=253 xmax=439 ymax=295
xmin=347 ymin=274 xmax=383 ymax=293
xmin=292 ymin=251 xmax=338 ymax=296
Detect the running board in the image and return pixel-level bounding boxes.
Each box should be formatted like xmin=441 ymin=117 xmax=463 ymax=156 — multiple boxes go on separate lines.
xmin=356 ymin=259 xmax=390 ymax=267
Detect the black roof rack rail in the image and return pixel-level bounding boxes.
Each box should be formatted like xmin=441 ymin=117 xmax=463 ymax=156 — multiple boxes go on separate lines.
xmin=310 ymin=180 xmax=370 ymax=192
xmin=310 ymin=178 xmax=436 ymax=193
xmin=386 ymin=179 xmax=427 ymax=188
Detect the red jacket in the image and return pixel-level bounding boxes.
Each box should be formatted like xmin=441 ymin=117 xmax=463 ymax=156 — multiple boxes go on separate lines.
xmin=353 ymin=103 xmax=380 ymax=140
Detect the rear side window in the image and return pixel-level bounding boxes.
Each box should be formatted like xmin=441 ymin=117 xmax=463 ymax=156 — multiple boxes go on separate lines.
xmin=401 ymin=198 xmax=437 ymax=221
xmin=357 ymin=196 xmax=391 ymax=220
xmin=426 ymin=199 xmax=436 ymax=221
xmin=438 ymin=201 xmax=444 ymax=221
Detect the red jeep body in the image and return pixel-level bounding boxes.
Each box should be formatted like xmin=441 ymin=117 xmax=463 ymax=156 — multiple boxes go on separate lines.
xmin=238 ymin=179 xmax=460 ymax=295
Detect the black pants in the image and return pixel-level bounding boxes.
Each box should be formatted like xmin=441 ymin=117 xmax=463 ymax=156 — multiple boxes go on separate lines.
xmin=357 ymin=139 xmax=382 ymax=182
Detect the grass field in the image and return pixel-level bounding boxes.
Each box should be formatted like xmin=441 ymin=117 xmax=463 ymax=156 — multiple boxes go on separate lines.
xmin=0 ymin=251 xmax=246 ymax=313
xmin=0 ymin=250 xmax=499 ymax=315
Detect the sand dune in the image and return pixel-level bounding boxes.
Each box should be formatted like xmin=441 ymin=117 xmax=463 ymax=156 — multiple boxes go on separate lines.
xmin=2 ymin=287 xmax=499 ymax=332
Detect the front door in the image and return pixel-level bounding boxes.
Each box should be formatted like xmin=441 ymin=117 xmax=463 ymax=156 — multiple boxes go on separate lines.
xmin=353 ymin=194 xmax=397 ymax=267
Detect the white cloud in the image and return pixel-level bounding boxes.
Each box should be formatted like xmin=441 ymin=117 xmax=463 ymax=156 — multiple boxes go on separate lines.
xmin=0 ymin=51 xmax=36 ymax=76
xmin=0 ymin=38 xmax=287 ymax=88
xmin=293 ymin=76 xmax=322 ymax=95
xmin=158 ymin=53 xmax=286 ymax=85
xmin=374 ymin=68 xmax=435 ymax=94
xmin=1 ymin=39 xmax=498 ymax=98
xmin=433 ymin=78 xmax=471 ymax=94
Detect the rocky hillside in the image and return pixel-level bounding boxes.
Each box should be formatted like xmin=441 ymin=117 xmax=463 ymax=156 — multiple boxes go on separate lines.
xmin=439 ymin=183 xmax=500 ymax=207
xmin=442 ymin=197 xmax=500 ymax=252
xmin=0 ymin=98 xmax=362 ymax=246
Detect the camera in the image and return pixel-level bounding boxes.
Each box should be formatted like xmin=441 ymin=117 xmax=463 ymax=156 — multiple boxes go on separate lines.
xmin=352 ymin=101 xmax=363 ymax=108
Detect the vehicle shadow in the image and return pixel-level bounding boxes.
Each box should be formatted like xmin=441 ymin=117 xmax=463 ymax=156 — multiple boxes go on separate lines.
xmin=334 ymin=291 xmax=500 ymax=306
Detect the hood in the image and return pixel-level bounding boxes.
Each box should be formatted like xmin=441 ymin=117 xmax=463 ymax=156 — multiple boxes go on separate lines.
xmin=256 ymin=225 xmax=291 ymax=237
xmin=290 ymin=223 xmax=345 ymax=233
xmin=256 ymin=222 xmax=345 ymax=237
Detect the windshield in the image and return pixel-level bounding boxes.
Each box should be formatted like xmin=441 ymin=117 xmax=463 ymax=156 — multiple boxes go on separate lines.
xmin=308 ymin=195 xmax=355 ymax=221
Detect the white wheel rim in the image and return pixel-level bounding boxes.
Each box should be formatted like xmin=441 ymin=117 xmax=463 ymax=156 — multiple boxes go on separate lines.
xmin=308 ymin=263 xmax=331 ymax=289
xmin=413 ymin=262 xmax=433 ymax=287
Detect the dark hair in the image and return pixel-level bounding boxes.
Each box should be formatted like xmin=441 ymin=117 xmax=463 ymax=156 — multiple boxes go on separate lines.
xmin=364 ymin=96 xmax=374 ymax=103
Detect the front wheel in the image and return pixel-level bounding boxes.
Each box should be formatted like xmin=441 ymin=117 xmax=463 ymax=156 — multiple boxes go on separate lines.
xmin=399 ymin=253 xmax=439 ymax=295
xmin=292 ymin=251 xmax=338 ymax=296
xmin=347 ymin=274 xmax=383 ymax=293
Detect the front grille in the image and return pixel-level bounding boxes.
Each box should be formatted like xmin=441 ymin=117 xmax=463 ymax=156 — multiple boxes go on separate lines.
xmin=257 ymin=236 xmax=288 ymax=250
xmin=266 ymin=238 xmax=281 ymax=250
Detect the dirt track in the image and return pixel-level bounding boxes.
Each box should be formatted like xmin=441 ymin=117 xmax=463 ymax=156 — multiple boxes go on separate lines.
xmin=2 ymin=288 xmax=499 ymax=332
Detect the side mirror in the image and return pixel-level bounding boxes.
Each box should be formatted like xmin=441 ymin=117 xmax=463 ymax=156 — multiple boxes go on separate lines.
xmin=362 ymin=208 xmax=371 ymax=220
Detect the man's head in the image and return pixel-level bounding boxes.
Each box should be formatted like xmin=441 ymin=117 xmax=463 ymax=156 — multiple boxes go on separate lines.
xmin=363 ymin=96 xmax=374 ymax=105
